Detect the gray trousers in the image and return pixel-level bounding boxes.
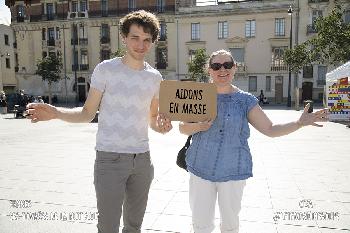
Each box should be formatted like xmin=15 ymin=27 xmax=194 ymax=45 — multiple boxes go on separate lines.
xmin=94 ymin=151 xmax=154 ymax=233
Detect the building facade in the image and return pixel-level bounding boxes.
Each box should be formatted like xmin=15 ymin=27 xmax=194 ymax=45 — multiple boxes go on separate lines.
xmin=5 ymin=0 xmax=178 ymax=103
xmin=176 ymin=0 xmax=350 ymax=104
xmin=5 ymin=0 xmax=350 ymax=104
xmin=0 ymin=23 xmax=17 ymax=93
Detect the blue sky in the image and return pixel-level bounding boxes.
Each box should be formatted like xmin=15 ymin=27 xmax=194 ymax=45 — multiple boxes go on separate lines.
xmin=0 ymin=0 xmax=11 ymax=25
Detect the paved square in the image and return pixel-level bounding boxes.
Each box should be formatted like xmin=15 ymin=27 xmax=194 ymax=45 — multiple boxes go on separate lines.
xmin=0 ymin=107 xmax=349 ymax=233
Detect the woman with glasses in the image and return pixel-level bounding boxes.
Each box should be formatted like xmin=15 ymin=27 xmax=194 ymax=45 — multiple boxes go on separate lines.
xmin=179 ymin=49 xmax=328 ymax=233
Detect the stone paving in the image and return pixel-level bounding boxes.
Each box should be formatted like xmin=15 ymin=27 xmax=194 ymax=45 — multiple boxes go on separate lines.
xmin=0 ymin=107 xmax=349 ymax=233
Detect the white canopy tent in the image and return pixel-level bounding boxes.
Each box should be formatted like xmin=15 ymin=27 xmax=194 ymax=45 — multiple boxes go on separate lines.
xmin=325 ymin=61 xmax=350 ymax=121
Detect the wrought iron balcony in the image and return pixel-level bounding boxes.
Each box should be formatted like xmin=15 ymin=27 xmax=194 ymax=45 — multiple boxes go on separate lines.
xmin=79 ymin=38 xmax=88 ymax=45
xmin=100 ymin=37 xmax=110 ymax=44
xmin=159 ymin=34 xmax=167 ymax=41
xmin=271 ymin=65 xmax=288 ymax=72
xmin=47 ymin=39 xmax=55 ymax=47
xmin=72 ymin=64 xmax=79 ymax=71
xmin=71 ymin=39 xmax=78 ymax=45
xmin=308 ymin=0 xmax=329 ymax=3
xmin=156 ymin=62 xmax=167 ymax=70
xmin=80 ymin=64 xmax=89 ymax=71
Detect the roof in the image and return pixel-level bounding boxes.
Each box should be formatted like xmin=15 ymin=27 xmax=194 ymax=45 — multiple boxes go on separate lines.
xmin=326 ymin=61 xmax=350 ymax=82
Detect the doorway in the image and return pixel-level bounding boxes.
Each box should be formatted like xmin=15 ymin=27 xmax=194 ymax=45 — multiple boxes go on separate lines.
xmin=275 ymin=76 xmax=283 ymax=104
xmin=302 ymin=82 xmax=313 ymax=100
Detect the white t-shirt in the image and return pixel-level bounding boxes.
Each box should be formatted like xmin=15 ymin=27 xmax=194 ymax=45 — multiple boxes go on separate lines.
xmin=90 ymin=57 xmax=162 ymax=153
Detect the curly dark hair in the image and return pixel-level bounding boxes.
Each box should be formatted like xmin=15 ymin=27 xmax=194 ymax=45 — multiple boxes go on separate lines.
xmin=119 ymin=10 xmax=160 ymax=43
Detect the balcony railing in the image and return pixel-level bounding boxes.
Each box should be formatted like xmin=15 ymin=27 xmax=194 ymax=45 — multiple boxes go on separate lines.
xmin=72 ymin=64 xmax=79 ymax=71
xmin=42 ymin=14 xmax=55 ymax=21
xmin=159 ymin=34 xmax=167 ymax=41
xmin=71 ymin=39 xmax=78 ymax=45
xmin=307 ymin=24 xmax=317 ymax=34
xmin=308 ymin=0 xmax=329 ymax=3
xmin=80 ymin=64 xmax=89 ymax=71
xmin=317 ymin=79 xmax=326 ymax=85
xmin=16 ymin=16 xmax=25 ymax=22
xmin=100 ymin=37 xmax=110 ymax=44
xmin=79 ymin=38 xmax=88 ymax=45
xmin=156 ymin=62 xmax=167 ymax=70
xmin=47 ymin=39 xmax=55 ymax=46
xmin=89 ymin=5 xmax=175 ymax=18
xmin=271 ymin=65 xmax=288 ymax=72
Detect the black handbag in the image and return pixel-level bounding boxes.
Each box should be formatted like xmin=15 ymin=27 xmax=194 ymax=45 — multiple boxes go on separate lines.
xmin=176 ymin=135 xmax=192 ymax=171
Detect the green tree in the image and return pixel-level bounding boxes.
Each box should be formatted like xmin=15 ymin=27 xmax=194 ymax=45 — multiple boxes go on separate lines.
xmin=285 ymin=4 xmax=350 ymax=71
xmin=111 ymin=48 xmax=126 ymax=58
xmin=187 ymin=48 xmax=209 ymax=82
xmin=36 ymin=54 xmax=63 ymax=104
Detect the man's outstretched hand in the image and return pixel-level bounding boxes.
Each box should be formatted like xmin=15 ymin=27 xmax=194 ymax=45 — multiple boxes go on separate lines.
xmin=26 ymin=103 xmax=58 ymax=123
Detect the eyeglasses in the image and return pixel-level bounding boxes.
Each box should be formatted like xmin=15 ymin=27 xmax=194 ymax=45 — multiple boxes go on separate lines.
xmin=210 ymin=62 xmax=234 ymax=71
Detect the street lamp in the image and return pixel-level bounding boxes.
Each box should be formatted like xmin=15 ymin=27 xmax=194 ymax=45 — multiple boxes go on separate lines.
xmin=287 ymin=6 xmax=293 ymax=107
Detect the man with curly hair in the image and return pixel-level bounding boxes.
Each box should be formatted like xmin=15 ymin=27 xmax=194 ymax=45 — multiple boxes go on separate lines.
xmin=27 ymin=10 xmax=172 ymax=233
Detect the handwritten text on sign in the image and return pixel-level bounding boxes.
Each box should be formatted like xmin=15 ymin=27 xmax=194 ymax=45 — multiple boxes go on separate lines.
xmin=159 ymin=80 xmax=217 ymax=122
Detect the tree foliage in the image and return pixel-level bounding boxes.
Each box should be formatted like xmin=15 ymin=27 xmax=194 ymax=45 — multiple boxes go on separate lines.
xmin=111 ymin=48 xmax=126 ymax=58
xmin=285 ymin=4 xmax=350 ymax=72
xmin=36 ymin=54 xmax=63 ymax=104
xmin=187 ymin=48 xmax=209 ymax=82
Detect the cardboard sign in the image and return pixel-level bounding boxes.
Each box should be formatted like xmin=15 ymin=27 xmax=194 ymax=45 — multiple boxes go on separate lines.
xmin=159 ymin=80 xmax=217 ymax=122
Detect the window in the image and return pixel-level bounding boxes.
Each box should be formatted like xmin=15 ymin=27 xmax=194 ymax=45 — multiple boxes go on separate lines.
xmin=303 ymin=65 xmax=313 ymax=78
xmin=344 ymin=10 xmax=350 ymax=24
xmin=101 ymin=0 xmax=108 ymax=16
xmin=128 ymin=0 xmax=136 ymax=11
xmin=46 ymin=3 xmax=54 ymax=20
xmin=101 ymin=49 xmax=110 ymax=61
xmin=101 ymin=24 xmax=110 ymax=39
xmin=101 ymin=24 xmax=110 ymax=43
xmin=275 ymin=18 xmax=285 ymax=36
xmin=79 ymin=25 xmax=86 ymax=39
xmin=48 ymin=28 xmax=55 ymax=40
xmin=157 ymin=0 xmax=165 ymax=12
xmin=72 ymin=50 xmax=78 ymax=70
xmin=56 ymin=27 xmax=60 ymax=40
xmin=80 ymin=0 xmax=87 ymax=11
xmin=229 ymin=48 xmax=244 ymax=65
xmin=18 ymin=5 xmax=25 ymax=17
xmin=318 ymin=65 xmax=327 ymax=81
xmin=5 ymin=57 xmax=10 ymax=68
xmin=271 ymin=47 xmax=287 ymax=67
xmin=4 ymin=34 xmax=9 ymax=45
xmin=159 ymin=22 xmax=167 ymax=41
xmin=72 ymin=1 xmax=78 ymax=12
xmin=245 ymin=20 xmax=256 ymax=38
xmin=266 ymin=76 xmax=271 ymax=92
xmin=189 ymin=49 xmax=196 ymax=62
xmin=156 ymin=47 xmax=167 ymax=69
xmin=42 ymin=28 xmax=46 ymax=40
xmin=81 ymin=50 xmax=88 ymax=65
xmin=248 ymin=76 xmax=257 ymax=92
xmin=42 ymin=51 xmax=47 ymax=58
xmin=191 ymin=23 xmax=200 ymax=40
xmin=312 ymin=10 xmax=323 ymax=25
xmin=218 ymin=21 xmax=228 ymax=39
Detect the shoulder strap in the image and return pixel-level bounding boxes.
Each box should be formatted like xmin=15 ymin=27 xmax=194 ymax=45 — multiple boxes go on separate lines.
xmin=185 ymin=135 xmax=192 ymax=147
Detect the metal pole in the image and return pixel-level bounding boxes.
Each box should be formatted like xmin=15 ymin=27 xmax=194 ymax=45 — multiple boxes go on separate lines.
xmin=73 ymin=23 xmax=79 ymax=106
xmin=176 ymin=19 xmax=179 ymax=80
xmin=287 ymin=11 xmax=293 ymax=107
xmin=63 ymin=24 xmax=68 ymax=106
